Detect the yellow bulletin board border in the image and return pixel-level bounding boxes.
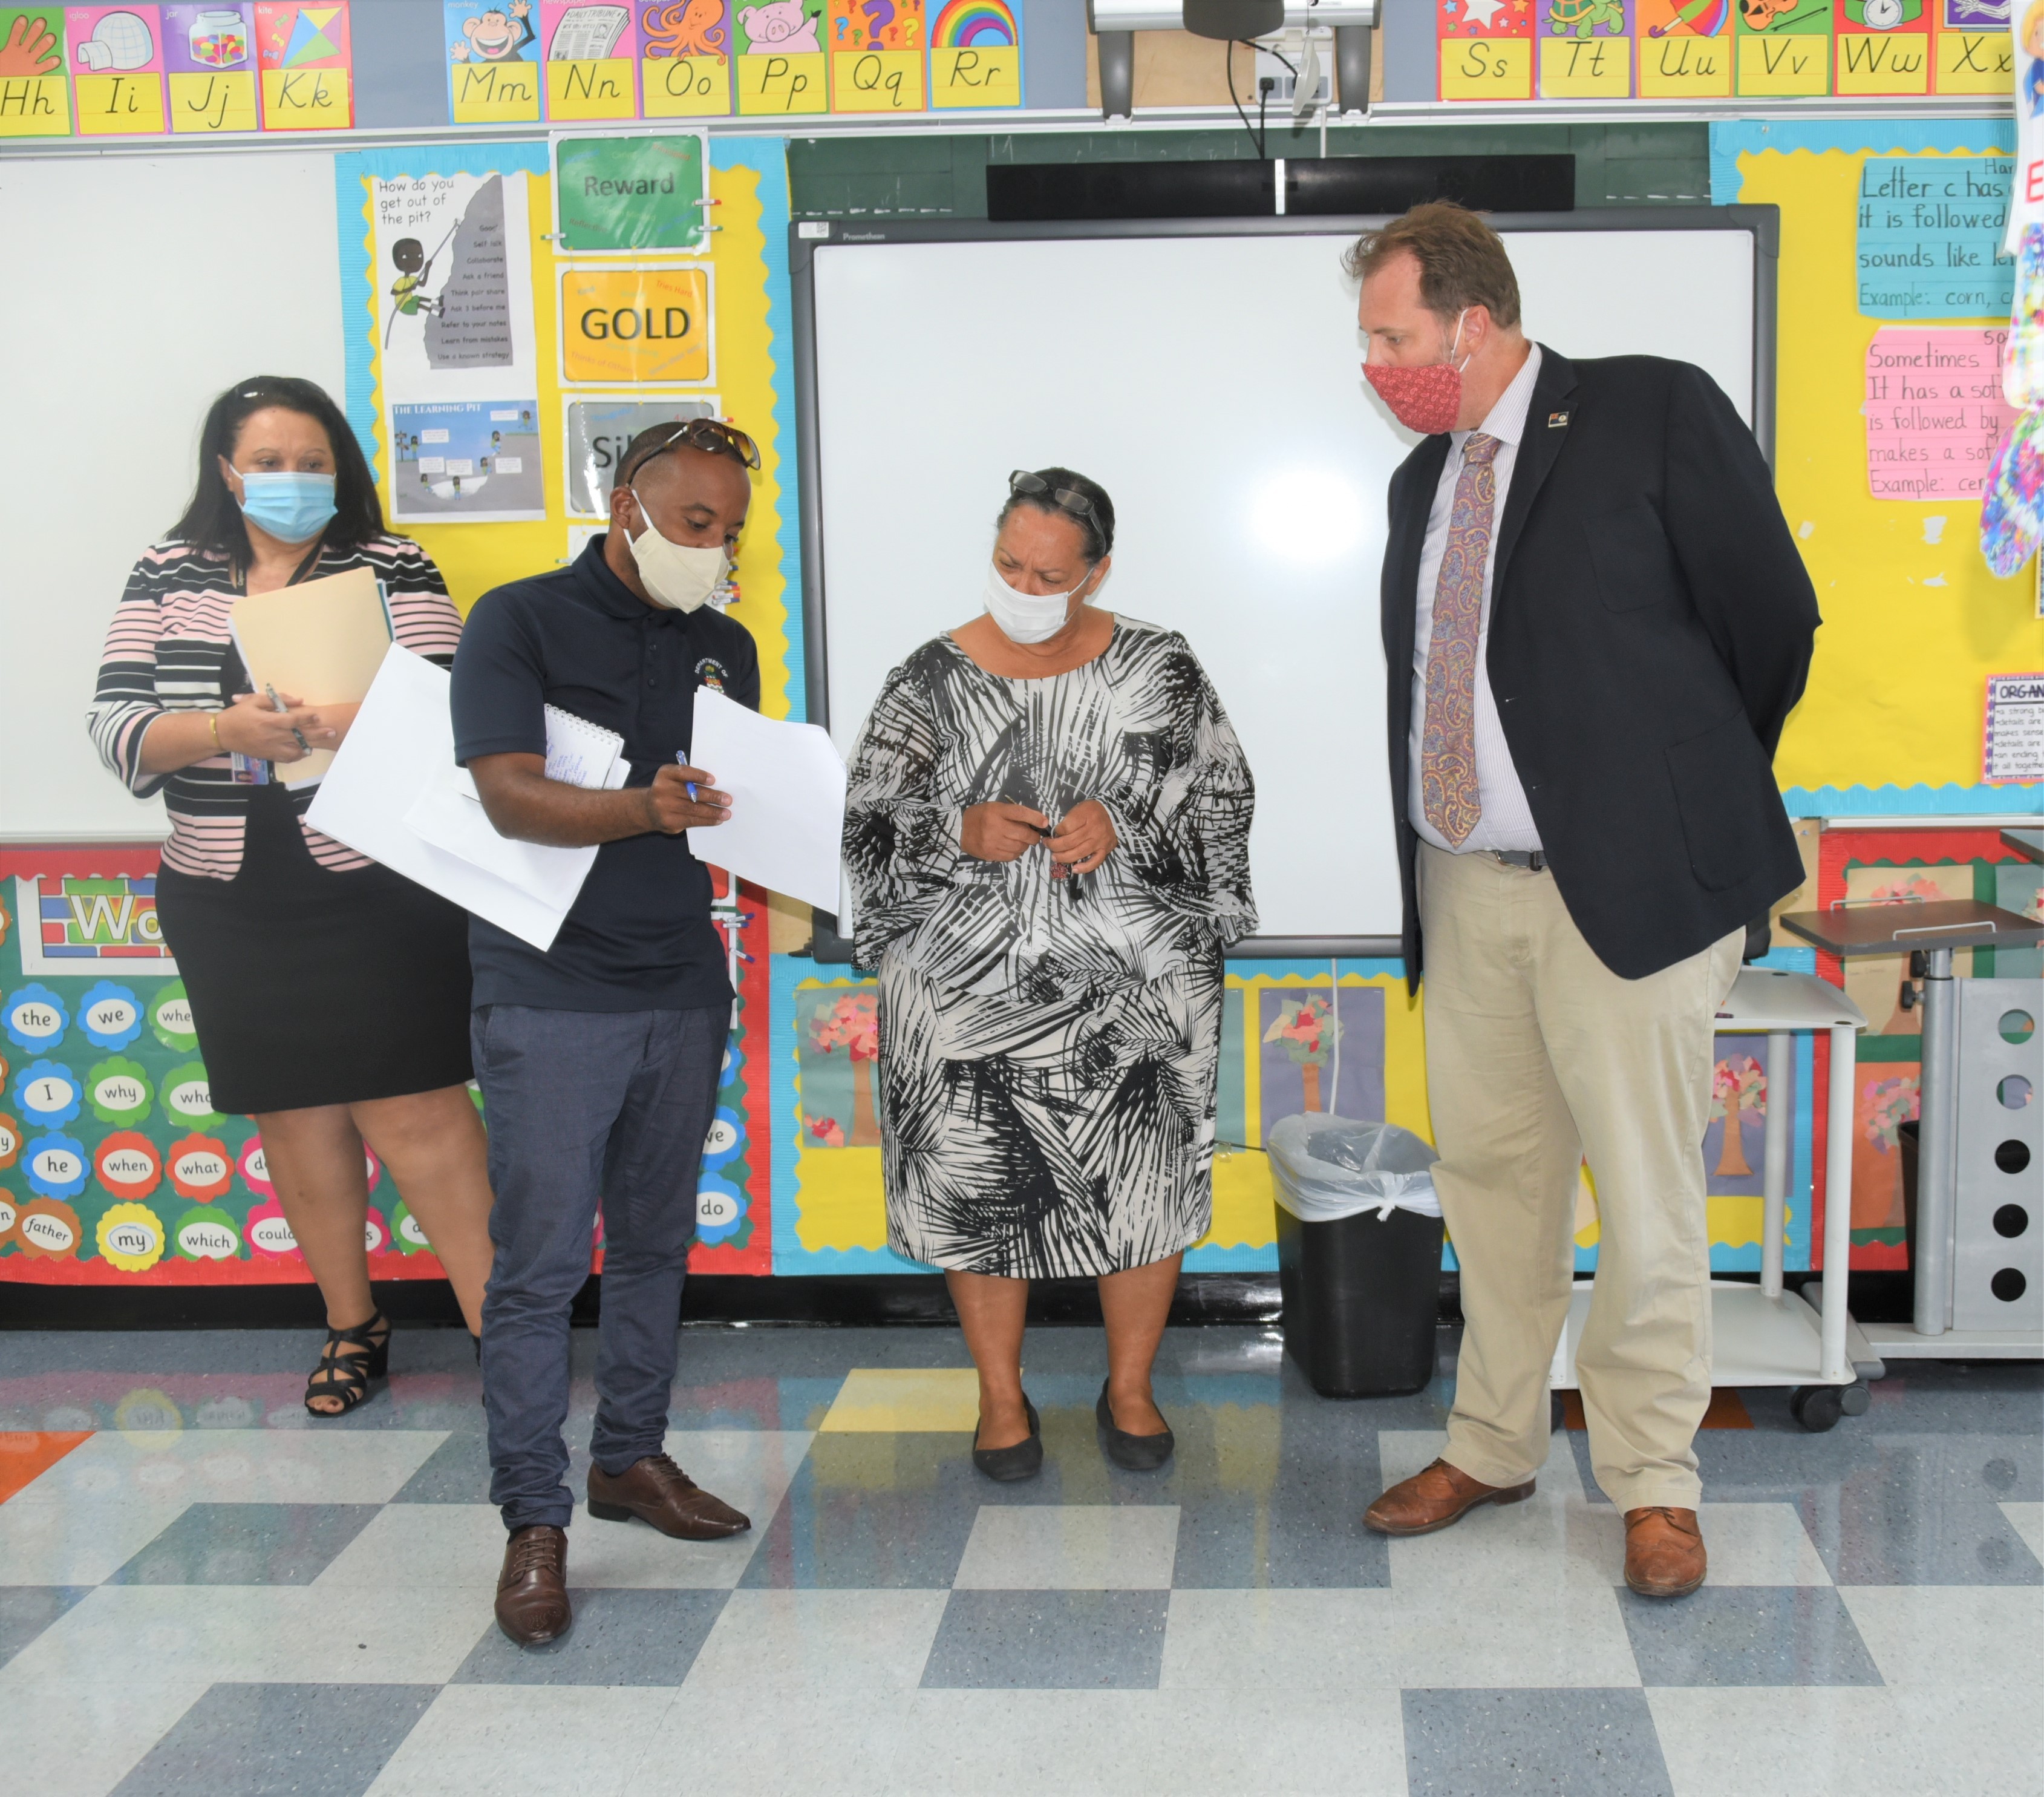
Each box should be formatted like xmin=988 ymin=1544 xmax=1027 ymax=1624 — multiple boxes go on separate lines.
xmin=1711 ymin=120 xmax=2044 ymax=819
xmin=333 ymin=137 xmax=802 ymax=723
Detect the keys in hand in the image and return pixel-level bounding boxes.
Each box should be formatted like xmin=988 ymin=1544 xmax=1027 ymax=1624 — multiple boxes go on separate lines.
xmin=645 ymin=763 xmax=731 ymax=836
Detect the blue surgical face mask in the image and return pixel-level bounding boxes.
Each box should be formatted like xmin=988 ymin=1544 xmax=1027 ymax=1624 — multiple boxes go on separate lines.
xmin=235 ymin=470 xmax=338 ymax=545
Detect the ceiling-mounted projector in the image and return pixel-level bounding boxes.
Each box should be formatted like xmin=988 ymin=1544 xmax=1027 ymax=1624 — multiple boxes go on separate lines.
xmin=1181 ymin=0 xmax=1282 ymax=36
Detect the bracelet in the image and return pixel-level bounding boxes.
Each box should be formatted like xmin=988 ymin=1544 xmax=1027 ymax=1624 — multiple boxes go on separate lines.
xmin=208 ymin=711 xmax=222 ymax=749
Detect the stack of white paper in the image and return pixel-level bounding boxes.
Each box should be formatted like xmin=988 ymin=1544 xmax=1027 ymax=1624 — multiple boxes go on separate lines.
xmin=308 ymin=644 xmax=625 ymax=951
xmin=685 ymin=686 xmax=847 ymax=914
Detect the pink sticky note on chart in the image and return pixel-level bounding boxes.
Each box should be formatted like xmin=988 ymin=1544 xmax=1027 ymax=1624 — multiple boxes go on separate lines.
xmin=1863 ymin=326 xmax=2018 ymax=502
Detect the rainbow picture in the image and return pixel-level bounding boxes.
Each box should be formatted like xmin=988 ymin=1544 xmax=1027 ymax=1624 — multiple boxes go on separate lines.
xmin=930 ymin=0 xmax=1014 ymax=45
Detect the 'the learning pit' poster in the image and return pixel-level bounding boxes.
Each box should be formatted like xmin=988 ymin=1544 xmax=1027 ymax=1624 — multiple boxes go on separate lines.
xmin=373 ymin=169 xmax=545 ymax=521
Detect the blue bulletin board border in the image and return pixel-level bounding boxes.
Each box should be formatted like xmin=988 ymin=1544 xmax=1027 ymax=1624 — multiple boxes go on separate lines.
xmin=1708 ymin=119 xmax=2018 ymax=206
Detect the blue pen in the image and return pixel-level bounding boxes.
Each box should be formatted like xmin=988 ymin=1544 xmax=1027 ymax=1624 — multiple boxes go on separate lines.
xmin=674 ymin=752 xmax=696 ymax=801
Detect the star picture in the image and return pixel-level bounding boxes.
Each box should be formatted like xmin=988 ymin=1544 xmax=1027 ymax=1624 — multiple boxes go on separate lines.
xmin=1462 ymin=0 xmax=1507 ymax=24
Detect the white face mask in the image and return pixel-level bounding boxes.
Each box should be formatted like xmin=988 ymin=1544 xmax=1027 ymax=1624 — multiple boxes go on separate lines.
xmin=984 ymin=560 xmax=1092 ymax=644
xmin=627 ymin=486 xmax=728 ymax=612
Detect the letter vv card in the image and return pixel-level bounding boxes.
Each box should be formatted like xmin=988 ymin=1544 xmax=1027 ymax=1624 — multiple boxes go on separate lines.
xmin=551 ymin=132 xmax=710 ymax=254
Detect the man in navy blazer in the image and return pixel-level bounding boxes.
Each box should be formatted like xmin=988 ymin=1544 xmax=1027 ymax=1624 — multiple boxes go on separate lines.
xmin=1350 ymin=203 xmax=1819 ymax=1599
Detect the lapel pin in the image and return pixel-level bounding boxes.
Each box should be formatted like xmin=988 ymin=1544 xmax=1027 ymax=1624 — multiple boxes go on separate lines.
xmin=1547 ymin=411 xmax=1570 ymax=429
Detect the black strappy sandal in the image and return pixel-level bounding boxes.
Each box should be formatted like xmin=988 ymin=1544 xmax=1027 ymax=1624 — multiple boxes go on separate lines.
xmin=304 ymin=1311 xmax=391 ymax=1417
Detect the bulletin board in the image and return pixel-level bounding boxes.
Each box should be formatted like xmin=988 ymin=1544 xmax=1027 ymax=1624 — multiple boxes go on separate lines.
xmin=1712 ymin=120 xmax=2044 ymax=817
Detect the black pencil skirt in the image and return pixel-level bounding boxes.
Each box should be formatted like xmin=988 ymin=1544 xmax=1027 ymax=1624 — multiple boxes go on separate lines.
xmin=154 ymin=785 xmax=474 ymax=1116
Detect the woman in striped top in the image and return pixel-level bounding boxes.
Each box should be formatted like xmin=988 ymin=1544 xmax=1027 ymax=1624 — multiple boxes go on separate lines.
xmin=88 ymin=375 xmax=496 ymax=1416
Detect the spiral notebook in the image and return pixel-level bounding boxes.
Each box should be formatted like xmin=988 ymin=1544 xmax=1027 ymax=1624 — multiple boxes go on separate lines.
xmin=542 ymin=705 xmax=625 ymax=790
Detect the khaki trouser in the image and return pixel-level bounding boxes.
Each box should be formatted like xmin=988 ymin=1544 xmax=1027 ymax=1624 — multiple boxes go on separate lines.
xmin=1418 ymin=842 xmax=1743 ymax=1513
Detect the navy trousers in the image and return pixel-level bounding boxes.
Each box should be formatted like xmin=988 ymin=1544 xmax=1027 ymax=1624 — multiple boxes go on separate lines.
xmin=472 ymin=1003 xmax=729 ymax=1533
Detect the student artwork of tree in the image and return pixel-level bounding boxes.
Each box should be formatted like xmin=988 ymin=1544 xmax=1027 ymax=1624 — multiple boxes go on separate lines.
xmin=1709 ymin=1054 xmax=1766 ymax=1178
xmin=1861 ymin=1073 xmax=1919 ymax=1153
xmin=809 ymin=990 xmax=880 ymax=1147
xmin=1264 ymin=993 xmax=1341 ymax=1114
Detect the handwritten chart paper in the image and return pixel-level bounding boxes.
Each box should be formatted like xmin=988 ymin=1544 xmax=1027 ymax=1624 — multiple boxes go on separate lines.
xmin=1856 ymin=154 xmax=2013 ymax=318
xmin=1984 ymin=673 xmax=2044 ymax=782
xmin=1862 ymin=326 xmax=2015 ymax=499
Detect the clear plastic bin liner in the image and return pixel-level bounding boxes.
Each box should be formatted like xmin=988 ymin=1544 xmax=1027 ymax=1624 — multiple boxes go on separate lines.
xmin=1267 ymin=1115 xmax=1442 ymax=1223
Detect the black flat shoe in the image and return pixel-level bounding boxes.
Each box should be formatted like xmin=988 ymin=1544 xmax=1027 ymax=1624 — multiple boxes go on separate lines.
xmin=1096 ymin=1378 xmax=1174 ymax=1471
xmin=972 ymin=1396 xmax=1042 ymax=1482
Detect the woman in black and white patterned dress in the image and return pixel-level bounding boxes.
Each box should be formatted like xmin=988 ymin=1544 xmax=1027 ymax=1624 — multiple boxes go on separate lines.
xmin=843 ymin=468 xmax=1256 ymax=1479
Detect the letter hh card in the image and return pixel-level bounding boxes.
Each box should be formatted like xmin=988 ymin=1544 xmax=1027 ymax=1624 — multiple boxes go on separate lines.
xmin=254 ymin=0 xmax=348 ymax=125
xmin=1835 ymin=0 xmax=1931 ymax=92
xmin=827 ymin=0 xmax=921 ymax=110
xmin=928 ymin=0 xmax=1020 ymax=106
xmin=560 ymin=264 xmax=714 ymax=384
xmin=733 ymin=0 xmax=824 ymax=111
xmin=639 ymin=0 xmax=733 ymax=115
xmin=1437 ymin=0 xmax=1532 ymax=100
xmin=1637 ymin=0 xmax=1734 ymax=96
xmin=1934 ymin=0 xmax=2011 ymax=92
xmin=1734 ymin=0 xmax=1828 ymax=96
xmin=1538 ymin=0 xmax=1631 ymax=96
xmin=445 ymin=0 xmax=538 ymax=119
xmin=163 ymin=3 xmax=257 ymax=131
xmin=542 ymin=0 xmax=635 ymax=117
xmin=67 ymin=4 xmax=168 ymax=132
xmin=0 ymin=7 xmax=73 ymax=134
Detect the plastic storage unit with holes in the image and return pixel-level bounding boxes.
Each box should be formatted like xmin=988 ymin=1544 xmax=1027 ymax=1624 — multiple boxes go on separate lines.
xmin=1783 ymin=893 xmax=2044 ymax=1372
xmin=1544 ymin=966 xmax=1881 ymax=1434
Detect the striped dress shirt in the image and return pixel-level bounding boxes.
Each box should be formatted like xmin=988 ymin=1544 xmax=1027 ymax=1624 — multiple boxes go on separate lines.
xmin=88 ymin=535 xmax=463 ymax=879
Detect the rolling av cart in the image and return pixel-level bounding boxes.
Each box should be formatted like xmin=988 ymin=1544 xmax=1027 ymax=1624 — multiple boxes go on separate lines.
xmin=1547 ymin=966 xmax=1880 ymax=1434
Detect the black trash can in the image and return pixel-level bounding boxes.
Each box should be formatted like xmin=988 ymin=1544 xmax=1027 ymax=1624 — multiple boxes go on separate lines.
xmin=1268 ymin=1116 xmax=1446 ymax=1399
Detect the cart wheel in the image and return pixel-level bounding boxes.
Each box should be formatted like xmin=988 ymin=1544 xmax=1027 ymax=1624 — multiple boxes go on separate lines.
xmin=1790 ymin=1384 xmax=1844 ymax=1432
xmin=1838 ymin=1381 xmax=1872 ymax=1418
xmin=1550 ymin=1390 xmax=1566 ymax=1433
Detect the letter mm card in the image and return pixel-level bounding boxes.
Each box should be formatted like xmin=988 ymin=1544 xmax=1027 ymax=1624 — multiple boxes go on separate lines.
xmin=445 ymin=0 xmax=538 ymax=121
xmin=559 ymin=263 xmax=715 ymax=385
xmin=550 ymin=129 xmax=711 ymax=255
xmin=1438 ymin=0 xmax=1533 ymax=100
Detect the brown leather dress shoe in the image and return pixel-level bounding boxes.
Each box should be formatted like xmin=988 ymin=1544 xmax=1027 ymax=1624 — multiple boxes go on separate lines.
xmin=587 ymin=1452 xmax=751 ymax=1540
xmin=1363 ymin=1458 xmax=1537 ymax=1536
xmin=1624 ymin=1506 xmax=1706 ymax=1598
xmin=495 ymin=1524 xmax=571 ymax=1646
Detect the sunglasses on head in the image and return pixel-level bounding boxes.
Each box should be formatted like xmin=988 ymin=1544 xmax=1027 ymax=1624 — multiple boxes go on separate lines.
xmin=1008 ymin=470 xmax=1100 ymax=534
xmin=633 ymin=417 xmax=762 ymax=477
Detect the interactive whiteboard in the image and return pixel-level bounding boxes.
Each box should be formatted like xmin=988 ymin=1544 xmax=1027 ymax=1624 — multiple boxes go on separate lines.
xmin=797 ymin=211 xmax=1774 ymax=950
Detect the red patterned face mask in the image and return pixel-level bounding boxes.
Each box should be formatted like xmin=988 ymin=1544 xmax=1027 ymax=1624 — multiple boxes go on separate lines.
xmin=1362 ymin=311 xmax=1469 ymax=437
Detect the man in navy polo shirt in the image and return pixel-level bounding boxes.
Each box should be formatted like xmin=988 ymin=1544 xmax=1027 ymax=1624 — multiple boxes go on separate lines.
xmin=451 ymin=419 xmax=762 ymax=1647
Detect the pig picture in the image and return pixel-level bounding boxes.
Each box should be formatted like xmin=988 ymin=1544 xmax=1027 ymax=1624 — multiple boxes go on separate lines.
xmin=737 ymin=0 xmax=819 ymax=49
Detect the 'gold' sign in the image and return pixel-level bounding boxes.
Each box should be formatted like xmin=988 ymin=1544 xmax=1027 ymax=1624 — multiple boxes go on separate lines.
xmin=561 ymin=266 xmax=713 ymax=385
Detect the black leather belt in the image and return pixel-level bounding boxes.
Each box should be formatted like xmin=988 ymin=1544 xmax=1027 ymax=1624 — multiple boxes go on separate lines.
xmin=1489 ymin=849 xmax=1547 ymax=871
